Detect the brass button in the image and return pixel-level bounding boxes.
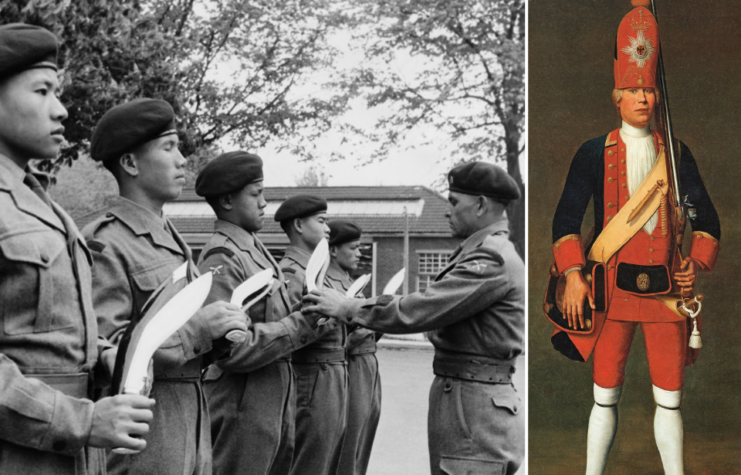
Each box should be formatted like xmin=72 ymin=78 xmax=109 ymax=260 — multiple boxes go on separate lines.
xmin=40 ymin=253 xmax=50 ymax=263
xmin=621 ymin=148 xmax=626 ymax=152
xmin=555 ymin=243 xmax=560 ymax=249
xmin=649 ymin=248 xmax=654 ymax=253
xmin=607 ymin=265 xmax=612 ymax=270
xmin=621 ymin=159 xmax=626 ymax=164
xmin=649 ymin=259 xmax=654 ymax=264
xmin=622 ymin=183 xmax=626 ymax=188
xmin=607 ymin=216 xmax=612 ymax=221
xmin=572 ymin=236 xmax=579 ymax=241
xmin=608 ymin=177 xmax=614 ymax=183
xmin=608 ymin=202 xmax=614 ymax=208
xmin=608 ymin=164 xmax=615 ymax=170
xmin=624 ymin=298 xmax=629 ymax=302
xmin=608 ymin=150 xmax=614 ymax=156
xmin=650 ymin=236 xmax=655 ymax=241
xmin=697 ymin=234 xmax=703 ymax=239
xmin=625 ymin=196 xmax=630 ymax=201
xmin=621 ymin=171 xmax=626 ymax=176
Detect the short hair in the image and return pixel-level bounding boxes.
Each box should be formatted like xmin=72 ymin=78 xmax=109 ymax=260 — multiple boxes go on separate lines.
xmin=279 ymin=219 xmax=294 ymax=235
xmin=205 ymin=194 xmax=222 ymax=214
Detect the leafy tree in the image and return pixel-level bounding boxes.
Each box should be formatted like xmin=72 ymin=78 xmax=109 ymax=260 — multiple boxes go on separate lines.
xmin=294 ymin=165 xmax=330 ymax=186
xmin=338 ymin=0 xmax=526 ymax=253
xmin=1 ymin=0 xmax=348 ymax=172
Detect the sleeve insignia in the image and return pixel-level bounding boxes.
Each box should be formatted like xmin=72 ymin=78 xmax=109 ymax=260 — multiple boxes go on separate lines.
xmin=210 ymin=265 xmax=223 ymax=275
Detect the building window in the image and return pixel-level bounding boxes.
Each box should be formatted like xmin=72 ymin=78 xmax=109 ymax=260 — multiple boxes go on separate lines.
xmin=417 ymin=251 xmax=453 ymax=292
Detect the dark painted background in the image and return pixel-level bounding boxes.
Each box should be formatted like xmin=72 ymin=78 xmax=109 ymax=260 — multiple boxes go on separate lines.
xmin=528 ymin=1 xmax=741 ymax=473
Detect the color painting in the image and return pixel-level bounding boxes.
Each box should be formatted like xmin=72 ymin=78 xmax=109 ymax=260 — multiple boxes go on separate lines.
xmin=528 ymin=1 xmax=741 ymax=473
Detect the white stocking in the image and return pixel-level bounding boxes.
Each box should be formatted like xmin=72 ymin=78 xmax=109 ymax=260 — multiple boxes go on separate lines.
xmin=653 ymin=385 xmax=684 ymax=475
xmin=586 ymin=384 xmax=622 ymax=475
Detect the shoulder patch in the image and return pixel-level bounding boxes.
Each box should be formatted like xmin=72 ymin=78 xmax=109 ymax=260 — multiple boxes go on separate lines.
xmin=466 ymin=246 xmax=505 ymax=267
xmin=86 ymin=240 xmax=106 ymax=253
xmin=202 ymin=246 xmax=235 ymax=261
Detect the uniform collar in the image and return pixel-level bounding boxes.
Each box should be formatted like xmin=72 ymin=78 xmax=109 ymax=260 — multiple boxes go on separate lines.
xmin=108 ymin=197 xmax=185 ymax=256
xmin=458 ymin=219 xmax=509 ymax=254
xmin=282 ymin=244 xmax=312 ymax=269
xmin=0 ymin=153 xmax=65 ymax=233
xmin=0 ymin=153 xmax=25 ymax=188
xmin=213 ymin=219 xmax=256 ymax=251
xmin=325 ymin=260 xmax=352 ymax=290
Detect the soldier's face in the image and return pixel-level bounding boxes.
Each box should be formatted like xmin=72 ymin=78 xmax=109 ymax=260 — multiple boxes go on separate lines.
xmin=0 ymin=68 xmax=67 ymax=164
xmin=446 ymin=191 xmax=479 ymax=238
xmin=133 ymin=134 xmax=186 ymax=203
xmin=231 ymin=181 xmax=266 ymax=232
xmin=300 ymin=212 xmax=330 ymax=249
xmin=332 ymin=240 xmax=361 ymax=272
xmin=619 ymin=88 xmax=655 ymax=128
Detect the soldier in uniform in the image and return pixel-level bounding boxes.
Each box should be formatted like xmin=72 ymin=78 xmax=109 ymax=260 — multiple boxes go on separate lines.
xmin=550 ymin=3 xmax=720 ymax=474
xmin=194 ymin=153 xmax=329 ymax=475
xmin=83 ymin=99 xmax=248 ymax=475
xmin=0 ymin=24 xmax=154 ymax=474
xmin=303 ymin=162 xmax=525 ymax=475
xmin=275 ymin=195 xmax=349 ymax=475
xmin=328 ymin=221 xmax=383 ymax=475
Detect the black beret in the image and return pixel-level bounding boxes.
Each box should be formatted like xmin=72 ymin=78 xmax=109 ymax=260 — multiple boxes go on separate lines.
xmin=274 ymin=195 xmax=327 ymax=223
xmin=447 ymin=161 xmax=520 ymax=201
xmin=91 ymin=98 xmax=177 ymax=163
xmin=195 ymin=151 xmax=263 ymax=197
xmin=328 ymin=220 xmax=362 ymax=246
xmin=0 ymin=24 xmax=58 ymax=79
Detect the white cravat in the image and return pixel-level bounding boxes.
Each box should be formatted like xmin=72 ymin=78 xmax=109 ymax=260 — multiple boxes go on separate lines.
xmin=620 ymin=121 xmax=658 ymax=234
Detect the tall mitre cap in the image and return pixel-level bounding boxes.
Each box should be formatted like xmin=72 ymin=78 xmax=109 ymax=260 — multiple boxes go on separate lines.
xmin=0 ymin=23 xmax=59 ymax=78
xmin=614 ymin=0 xmax=659 ymax=89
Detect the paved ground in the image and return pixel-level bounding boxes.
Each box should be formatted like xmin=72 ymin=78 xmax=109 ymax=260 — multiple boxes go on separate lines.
xmin=367 ymin=346 xmax=527 ymax=475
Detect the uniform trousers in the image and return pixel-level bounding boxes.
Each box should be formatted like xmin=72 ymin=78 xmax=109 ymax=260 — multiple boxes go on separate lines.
xmin=337 ymin=353 xmax=381 ymax=475
xmin=205 ymin=361 xmax=295 ymax=475
xmin=290 ymin=362 xmax=348 ymax=475
xmin=592 ymin=319 xmax=686 ymax=391
xmin=428 ymin=376 xmax=524 ymax=475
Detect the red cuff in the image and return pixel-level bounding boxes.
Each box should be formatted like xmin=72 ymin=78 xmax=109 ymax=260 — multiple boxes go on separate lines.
xmin=552 ymin=234 xmax=586 ymax=274
xmin=688 ymin=231 xmax=719 ymax=272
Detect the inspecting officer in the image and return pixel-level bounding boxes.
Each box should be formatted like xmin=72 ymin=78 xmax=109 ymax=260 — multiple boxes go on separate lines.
xmin=303 ymin=162 xmax=525 ymax=475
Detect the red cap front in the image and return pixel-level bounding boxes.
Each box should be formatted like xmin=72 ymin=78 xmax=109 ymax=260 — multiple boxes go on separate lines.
xmin=614 ymin=4 xmax=659 ymax=89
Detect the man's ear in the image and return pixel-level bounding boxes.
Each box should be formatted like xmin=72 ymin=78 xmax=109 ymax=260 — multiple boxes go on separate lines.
xmin=475 ymin=195 xmax=488 ymax=217
xmin=219 ymin=194 xmax=233 ymax=211
xmin=119 ymin=153 xmax=139 ymax=178
xmin=292 ymin=218 xmax=303 ymax=234
xmin=329 ymin=246 xmax=338 ymax=258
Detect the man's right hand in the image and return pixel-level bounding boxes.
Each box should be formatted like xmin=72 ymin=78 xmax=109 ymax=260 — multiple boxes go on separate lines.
xmin=88 ymin=394 xmax=155 ymax=450
xmin=563 ymin=270 xmax=595 ymax=330
xmin=196 ymin=301 xmax=250 ymax=340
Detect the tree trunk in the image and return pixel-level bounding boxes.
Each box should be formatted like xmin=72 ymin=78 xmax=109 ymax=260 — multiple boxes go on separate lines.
xmin=505 ymin=130 xmax=525 ymax=259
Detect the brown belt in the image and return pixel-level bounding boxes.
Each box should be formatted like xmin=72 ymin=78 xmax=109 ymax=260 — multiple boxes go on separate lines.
xmin=31 ymin=373 xmax=90 ymax=398
xmin=433 ymin=354 xmax=515 ymax=384
xmin=292 ymin=347 xmax=346 ymax=364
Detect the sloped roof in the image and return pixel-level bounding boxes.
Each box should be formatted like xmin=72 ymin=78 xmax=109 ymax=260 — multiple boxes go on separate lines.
xmin=77 ymin=186 xmax=451 ymax=237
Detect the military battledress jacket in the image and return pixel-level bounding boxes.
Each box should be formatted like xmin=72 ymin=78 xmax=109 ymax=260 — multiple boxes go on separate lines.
xmin=336 ymin=269 xmax=381 ymax=475
xmin=83 ymin=197 xmax=214 ymax=475
xmin=280 ymin=251 xmax=348 ymax=475
xmin=0 ymin=155 xmax=108 ymax=475
xmin=198 ymin=220 xmax=322 ymax=475
xmin=344 ymin=220 xmax=525 ymax=475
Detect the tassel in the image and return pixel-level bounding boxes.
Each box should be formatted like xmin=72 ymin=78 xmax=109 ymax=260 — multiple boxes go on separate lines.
xmin=688 ymin=317 xmax=702 ymax=349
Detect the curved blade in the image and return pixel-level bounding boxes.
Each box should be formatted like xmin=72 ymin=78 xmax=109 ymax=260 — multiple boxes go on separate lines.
xmin=122 ymin=271 xmax=213 ymax=395
xmin=382 ymin=268 xmax=405 ymax=295
xmin=306 ymin=238 xmax=329 ymax=292
xmin=231 ymin=269 xmax=273 ymax=308
xmin=346 ymin=273 xmax=371 ymax=298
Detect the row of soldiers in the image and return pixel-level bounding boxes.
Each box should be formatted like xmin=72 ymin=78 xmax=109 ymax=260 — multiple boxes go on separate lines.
xmin=0 ymin=22 xmax=525 ymax=475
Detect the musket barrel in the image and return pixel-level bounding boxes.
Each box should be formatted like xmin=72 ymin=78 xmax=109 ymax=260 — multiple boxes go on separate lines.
xmin=650 ymin=0 xmax=682 ymax=210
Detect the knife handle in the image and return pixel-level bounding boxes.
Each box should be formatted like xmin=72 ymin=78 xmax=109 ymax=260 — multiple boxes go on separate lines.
xmin=225 ymin=329 xmax=247 ymax=343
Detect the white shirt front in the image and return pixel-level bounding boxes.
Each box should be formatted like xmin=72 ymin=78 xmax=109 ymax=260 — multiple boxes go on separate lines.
xmin=619 ymin=121 xmax=658 ymax=234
